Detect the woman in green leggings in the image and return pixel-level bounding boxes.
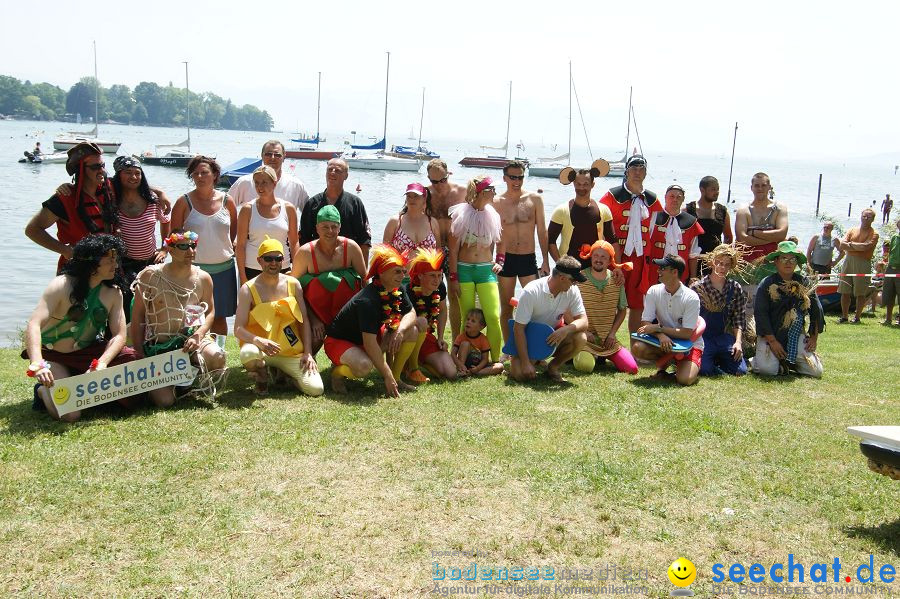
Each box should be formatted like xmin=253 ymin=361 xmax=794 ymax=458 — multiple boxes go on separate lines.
xmin=448 ymin=176 xmax=505 ymax=362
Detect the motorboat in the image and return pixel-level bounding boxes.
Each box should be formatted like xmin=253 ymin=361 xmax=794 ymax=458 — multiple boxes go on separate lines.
xmin=138 ymin=148 xmax=200 ymax=167
xmin=385 ymin=144 xmax=439 ymax=160
xmin=528 ymin=154 xmax=569 ymax=178
xmin=343 ymin=152 xmax=421 ymax=172
xmin=19 ymin=150 xmax=68 ymax=164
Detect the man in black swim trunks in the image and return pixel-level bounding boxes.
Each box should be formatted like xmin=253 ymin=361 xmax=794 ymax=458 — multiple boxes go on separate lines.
xmin=494 ymin=160 xmax=550 ymax=343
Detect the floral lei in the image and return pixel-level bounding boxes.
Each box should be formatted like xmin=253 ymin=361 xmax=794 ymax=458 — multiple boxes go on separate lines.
xmin=412 ymin=285 xmax=441 ymax=334
xmin=377 ymin=282 xmax=405 ymax=330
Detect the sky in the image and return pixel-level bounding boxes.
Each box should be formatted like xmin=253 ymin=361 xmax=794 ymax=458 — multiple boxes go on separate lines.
xmin=4 ymin=0 xmax=897 ymax=161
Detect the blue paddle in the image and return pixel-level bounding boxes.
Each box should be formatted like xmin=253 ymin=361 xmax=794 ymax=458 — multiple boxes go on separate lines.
xmin=630 ymin=332 xmax=694 ymax=353
xmin=502 ymin=319 xmax=556 ymax=360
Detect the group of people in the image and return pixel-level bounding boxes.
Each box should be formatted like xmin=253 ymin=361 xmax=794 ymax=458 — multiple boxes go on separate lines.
xmin=26 ymin=138 xmax=896 ymax=421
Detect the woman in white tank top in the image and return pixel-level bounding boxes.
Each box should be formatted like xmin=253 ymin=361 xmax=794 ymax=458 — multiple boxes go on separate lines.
xmin=235 ymin=166 xmax=299 ymax=284
xmin=170 ymin=157 xmax=239 ymax=336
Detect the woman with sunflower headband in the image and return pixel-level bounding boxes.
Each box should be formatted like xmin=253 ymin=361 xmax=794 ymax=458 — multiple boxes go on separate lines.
xmin=323 ymin=245 xmax=423 ymax=397
xmin=403 ymin=247 xmax=458 ymax=381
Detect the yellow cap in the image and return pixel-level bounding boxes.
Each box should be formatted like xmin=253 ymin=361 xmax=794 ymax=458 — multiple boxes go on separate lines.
xmin=257 ymin=235 xmax=285 ymax=257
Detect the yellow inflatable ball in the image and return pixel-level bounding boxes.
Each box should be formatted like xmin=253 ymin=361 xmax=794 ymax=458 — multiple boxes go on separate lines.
xmin=573 ymin=351 xmax=595 ymax=373
xmin=239 ymin=343 xmax=261 ymax=366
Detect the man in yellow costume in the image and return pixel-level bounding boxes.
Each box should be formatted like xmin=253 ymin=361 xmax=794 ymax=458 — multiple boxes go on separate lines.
xmin=234 ymin=237 xmax=324 ymax=395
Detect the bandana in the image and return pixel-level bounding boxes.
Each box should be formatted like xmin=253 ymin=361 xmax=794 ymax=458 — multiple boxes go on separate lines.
xmin=113 ymin=155 xmax=142 ymax=173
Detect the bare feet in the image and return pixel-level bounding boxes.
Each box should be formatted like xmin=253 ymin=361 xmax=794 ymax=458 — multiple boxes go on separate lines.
xmin=397 ymin=380 xmax=416 ymax=392
xmin=331 ymin=371 xmax=348 ymax=394
xmin=545 ymin=367 xmax=564 ymax=382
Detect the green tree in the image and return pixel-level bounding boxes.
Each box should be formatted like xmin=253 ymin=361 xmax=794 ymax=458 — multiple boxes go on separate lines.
xmin=132 ymin=101 xmax=149 ymax=125
xmin=0 ymin=75 xmax=25 ymax=114
xmin=134 ymin=81 xmax=165 ymax=125
xmin=106 ymin=84 xmax=134 ymax=123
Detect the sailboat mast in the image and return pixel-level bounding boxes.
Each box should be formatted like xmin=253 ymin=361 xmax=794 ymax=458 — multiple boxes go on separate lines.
xmin=624 ymin=86 xmax=633 ymax=159
xmin=183 ymin=61 xmax=190 ymax=152
xmin=417 ymin=87 xmax=425 ymax=151
xmin=567 ymin=61 xmax=572 ymax=166
xmin=316 ymin=71 xmax=322 ymax=148
xmin=382 ymin=52 xmax=390 ymax=148
xmin=505 ymin=81 xmax=512 ymax=156
xmin=92 ymin=40 xmax=98 ymax=129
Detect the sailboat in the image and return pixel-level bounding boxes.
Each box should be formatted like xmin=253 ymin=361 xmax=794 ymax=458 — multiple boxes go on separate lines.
xmin=529 ymin=63 xmax=574 ymax=178
xmin=285 ymin=72 xmax=342 ymax=160
xmin=343 ymin=52 xmax=421 ymax=172
xmin=386 ymin=87 xmax=440 ymax=160
xmin=139 ymin=61 xmax=201 ymax=167
xmin=606 ymin=87 xmax=639 ymax=178
xmin=53 ymin=41 xmax=121 ymax=153
xmin=459 ymin=81 xmax=528 ymax=169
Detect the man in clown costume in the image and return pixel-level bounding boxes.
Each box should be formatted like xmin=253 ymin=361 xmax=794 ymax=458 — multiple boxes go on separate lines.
xmin=324 ymin=245 xmax=423 ymax=397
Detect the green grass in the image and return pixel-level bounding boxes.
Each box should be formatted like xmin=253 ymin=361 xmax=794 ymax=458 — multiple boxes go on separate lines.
xmin=1 ymin=311 xmax=898 ymax=597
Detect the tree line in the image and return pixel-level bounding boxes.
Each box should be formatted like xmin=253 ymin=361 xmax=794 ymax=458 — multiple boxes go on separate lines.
xmin=0 ymin=74 xmax=274 ymax=132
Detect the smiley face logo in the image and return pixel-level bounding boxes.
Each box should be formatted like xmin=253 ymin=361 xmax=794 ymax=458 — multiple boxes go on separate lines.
xmin=52 ymin=386 xmax=70 ymax=406
xmin=668 ymin=557 xmax=696 ymax=587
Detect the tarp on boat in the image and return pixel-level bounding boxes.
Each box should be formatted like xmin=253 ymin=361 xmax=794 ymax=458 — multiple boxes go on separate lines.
xmin=351 ymin=138 xmax=386 ymax=150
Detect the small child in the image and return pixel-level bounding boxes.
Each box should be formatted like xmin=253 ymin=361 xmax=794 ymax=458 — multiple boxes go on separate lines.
xmin=452 ymin=309 xmax=504 ymax=376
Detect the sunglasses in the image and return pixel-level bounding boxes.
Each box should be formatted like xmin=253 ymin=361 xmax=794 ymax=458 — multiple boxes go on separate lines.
xmin=506 ymin=174 xmax=525 ymax=181
xmin=429 ymin=176 xmax=448 ymax=184
xmin=85 ymin=162 xmax=106 ymax=171
xmin=777 ymin=256 xmax=798 ymax=263
xmin=482 ymin=186 xmax=496 ymax=193
xmin=261 ymin=255 xmax=284 ymax=263
xmin=172 ymin=242 xmax=197 ymax=251
xmin=263 ymin=152 xmax=284 ymax=159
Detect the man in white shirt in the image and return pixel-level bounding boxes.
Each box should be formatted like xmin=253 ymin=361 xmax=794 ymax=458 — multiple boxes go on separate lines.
xmin=631 ymin=255 xmax=703 ymax=386
xmin=509 ymin=255 xmax=588 ymax=383
xmin=228 ymin=140 xmax=309 ymax=212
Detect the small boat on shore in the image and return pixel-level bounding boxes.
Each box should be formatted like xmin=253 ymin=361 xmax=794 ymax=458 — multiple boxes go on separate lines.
xmin=218 ymin=157 xmax=262 ymax=188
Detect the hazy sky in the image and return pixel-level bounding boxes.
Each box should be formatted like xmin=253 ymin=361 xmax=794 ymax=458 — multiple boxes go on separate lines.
xmin=4 ymin=0 xmax=896 ymax=160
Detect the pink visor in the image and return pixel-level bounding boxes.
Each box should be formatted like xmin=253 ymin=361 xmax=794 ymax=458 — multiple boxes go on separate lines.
xmin=406 ymin=182 xmax=426 ymax=196
xmin=475 ymin=177 xmax=493 ymax=193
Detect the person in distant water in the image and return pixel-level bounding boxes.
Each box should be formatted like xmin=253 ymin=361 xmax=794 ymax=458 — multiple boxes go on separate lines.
xmin=426 ymin=158 xmax=468 ymax=336
xmin=236 ymin=165 xmax=299 ymax=285
xmin=448 ymin=175 xmax=505 ymax=363
xmin=508 ymin=255 xmax=589 ymax=383
xmin=805 ymin=221 xmax=843 ymax=276
xmin=382 ymin=183 xmax=442 ymax=258
xmin=170 ymin=156 xmax=238 ymax=337
xmin=23 ymin=234 xmax=136 ymax=422
xmin=234 ymin=237 xmax=323 ymax=396
xmin=25 ymin=142 xmax=118 ymax=272
xmin=685 ymin=176 xmax=733 ymax=276
xmin=644 ymin=184 xmax=704 ymax=283
xmin=324 ymin=245 xmax=423 ymax=397
xmin=576 ymin=240 xmax=638 ymax=375
xmin=291 ymin=205 xmax=365 ymax=356
xmin=881 ymin=219 xmax=900 ymax=326
xmin=599 ymin=154 xmax=661 ymax=334
xmin=110 ymin=156 xmax=171 ymax=319
xmin=631 ymin=255 xmax=703 ymax=386
xmin=752 ymin=241 xmax=824 ymax=377
xmin=548 ymin=164 xmax=615 ymax=269
xmin=228 ymin=140 xmax=309 ymax=212
xmin=33 ymin=141 xmax=42 ymax=156
xmin=690 ymin=245 xmax=748 ymax=376
xmin=734 ymin=172 xmax=789 ymax=265
xmin=837 ymin=208 xmax=879 ymax=323
xmin=131 ymin=230 xmax=224 ymax=407
xmin=299 ymin=158 xmax=371 ymax=262
xmin=495 ymin=160 xmax=550 ymax=343
xmin=403 ymin=247 xmax=459 ymax=380
xmin=882 ymin=194 xmax=893 ymax=225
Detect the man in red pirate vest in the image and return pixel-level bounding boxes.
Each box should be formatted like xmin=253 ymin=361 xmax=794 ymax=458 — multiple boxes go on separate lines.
xmin=291 ymin=205 xmax=366 ymax=356
xmin=25 ymin=142 xmax=118 ymax=273
xmin=598 ymin=154 xmax=661 ymax=333
xmin=644 ymin=184 xmax=704 ymax=286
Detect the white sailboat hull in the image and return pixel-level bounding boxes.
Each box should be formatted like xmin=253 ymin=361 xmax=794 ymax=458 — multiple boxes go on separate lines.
xmin=53 ymin=137 xmax=121 ymax=153
xmin=528 ymin=164 xmax=565 ymax=178
xmin=343 ymin=154 xmax=421 ymax=172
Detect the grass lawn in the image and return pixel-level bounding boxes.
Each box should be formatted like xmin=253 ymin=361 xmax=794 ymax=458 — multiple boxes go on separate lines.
xmin=0 ymin=311 xmax=898 ymax=598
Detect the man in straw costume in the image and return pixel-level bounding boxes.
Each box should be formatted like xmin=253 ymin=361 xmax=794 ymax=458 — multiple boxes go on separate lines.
xmin=752 ymin=241 xmax=824 ymax=377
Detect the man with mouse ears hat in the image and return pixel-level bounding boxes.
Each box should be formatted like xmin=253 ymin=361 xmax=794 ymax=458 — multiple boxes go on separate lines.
xmin=599 ymin=154 xmax=661 ymax=334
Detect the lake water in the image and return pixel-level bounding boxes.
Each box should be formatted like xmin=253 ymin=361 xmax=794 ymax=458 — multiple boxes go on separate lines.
xmin=1 ymin=119 xmax=895 ymax=344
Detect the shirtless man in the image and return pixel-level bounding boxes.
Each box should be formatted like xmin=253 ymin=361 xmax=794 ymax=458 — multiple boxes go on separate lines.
xmin=734 ymin=173 xmax=789 ymax=265
xmin=426 ymin=158 xmax=468 ymax=335
xmin=291 ymin=205 xmax=366 ymax=355
xmin=734 ymin=172 xmax=789 ymax=317
xmin=24 ymin=234 xmax=136 ymax=422
xmin=131 ymin=230 xmax=225 ymax=407
xmin=494 ymin=160 xmax=550 ymax=342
